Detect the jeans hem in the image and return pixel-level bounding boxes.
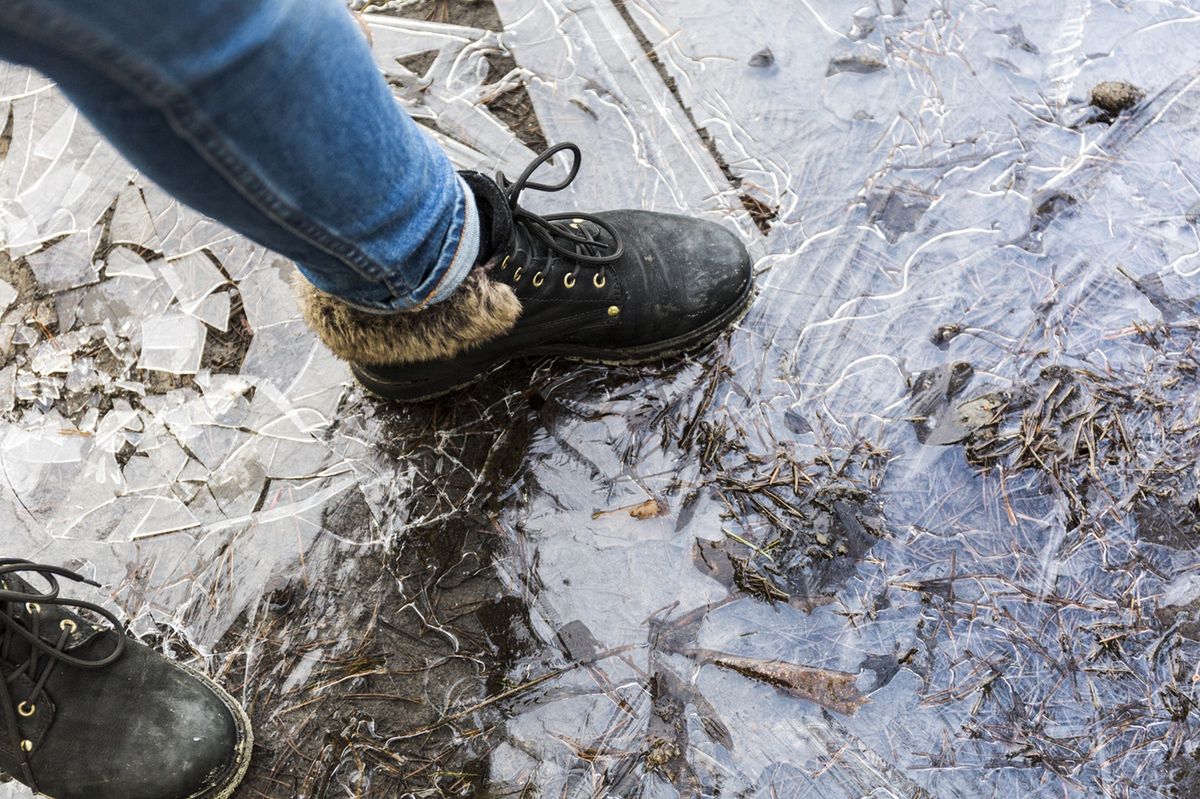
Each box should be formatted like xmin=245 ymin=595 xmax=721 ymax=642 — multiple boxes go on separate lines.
xmin=422 ymin=175 xmax=479 ymax=307
xmin=327 ymin=174 xmax=478 ymax=314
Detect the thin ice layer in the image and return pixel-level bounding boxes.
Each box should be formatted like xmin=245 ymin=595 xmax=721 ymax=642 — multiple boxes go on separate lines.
xmin=2 ymin=1 xmax=1200 ymax=798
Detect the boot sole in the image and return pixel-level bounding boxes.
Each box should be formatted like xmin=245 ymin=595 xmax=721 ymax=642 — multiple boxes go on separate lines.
xmin=181 ymin=663 xmax=254 ymax=799
xmin=352 ymin=279 xmax=757 ymax=402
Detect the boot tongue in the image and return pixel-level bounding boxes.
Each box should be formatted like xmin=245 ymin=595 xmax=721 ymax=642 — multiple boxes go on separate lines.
xmin=459 ymin=170 xmax=514 ymax=265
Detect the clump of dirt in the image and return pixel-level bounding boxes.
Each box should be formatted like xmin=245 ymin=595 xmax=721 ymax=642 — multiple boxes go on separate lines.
xmin=1090 ymin=80 xmax=1145 ymax=120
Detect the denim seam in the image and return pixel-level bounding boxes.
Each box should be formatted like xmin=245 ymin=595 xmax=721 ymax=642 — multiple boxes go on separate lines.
xmin=0 ymin=2 xmax=417 ymax=300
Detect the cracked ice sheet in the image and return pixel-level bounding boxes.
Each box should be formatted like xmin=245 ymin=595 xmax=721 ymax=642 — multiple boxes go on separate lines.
xmin=0 ymin=11 xmax=580 ymax=797
xmin=0 ymin=47 xmax=371 ymax=690
xmin=2 ymin=1 xmax=1200 ymax=798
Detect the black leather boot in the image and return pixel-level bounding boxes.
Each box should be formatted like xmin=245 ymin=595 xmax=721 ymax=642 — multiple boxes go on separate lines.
xmin=298 ymin=143 xmax=755 ymax=401
xmin=0 ymin=560 xmax=252 ymax=799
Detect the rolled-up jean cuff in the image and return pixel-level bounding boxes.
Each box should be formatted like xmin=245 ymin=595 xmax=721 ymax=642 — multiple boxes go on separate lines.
xmin=423 ymin=174 xmax=480 ymax=306
xmin=326 ymin=174 xmax=479 ymax=315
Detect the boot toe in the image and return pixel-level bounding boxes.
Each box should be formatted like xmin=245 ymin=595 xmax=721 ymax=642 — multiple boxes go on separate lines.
xmin=31 ymin=641 xmax=250 ymax=799
xmin=676 ymin=217 xmax=754 ymax=327
xmin=601 ymin=210 xmax=753 ymax=345
xmin=152 ymin=665 xmax=247 ymax=799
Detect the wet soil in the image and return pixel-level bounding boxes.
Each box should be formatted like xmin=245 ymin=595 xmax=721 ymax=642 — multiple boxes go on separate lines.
xmin=223 ymin=377 xmax=539 ymax=797
xmin=9 ymin=0 xmax=1200 ymax=796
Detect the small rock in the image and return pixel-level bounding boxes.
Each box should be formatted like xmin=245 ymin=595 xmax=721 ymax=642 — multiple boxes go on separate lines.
xmin=931 ymin=323 xmax=962 ymax=349
xmin=1090 ymin=81 xmax=1145 ymax=117
xmin=826 ymin=55 xmax=887 ymax=76
xmin=850 ymin=7 xmax=877 ymax=40
xmin=749 ymin=47 xmax=775 ymax=68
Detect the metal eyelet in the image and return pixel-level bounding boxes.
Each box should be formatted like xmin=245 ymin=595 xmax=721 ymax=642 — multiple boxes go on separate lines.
xmin=512 ymin=267 xmax=523 ymax=282
xmin=593 ymin=273 xmax=606 ymax=289
xmin=20 ymin=740 xmax=33 ymax=753
xmin=608 ymin=306 xmax=621 ymax=317
xmin=532 ymin=272 xmax=544 ymax=287
xmin=563 ymin=273 xmax=576 ymax=289
xmin=17 ymin=702 xmax=35 ymax=718
xmin=500 ymin=255 xmax=511 ymax=270
xmin=60 ymin=619 xmax=77 ymax=634
xmin=25 ymin=603 xmax=39 ymax=615
xmin=570 ymin=220 xmax=582 ymax=230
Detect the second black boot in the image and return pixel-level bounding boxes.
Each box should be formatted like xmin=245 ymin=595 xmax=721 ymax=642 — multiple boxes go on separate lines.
xmin=0 ymin=560 xmax=252 ymax=799
xmin=298 ymin=143 xmax=755 ymax=401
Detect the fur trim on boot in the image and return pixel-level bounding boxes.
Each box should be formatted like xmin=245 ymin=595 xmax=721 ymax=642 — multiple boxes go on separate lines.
xmin=296 ymin=268 xmax=522 ymax=366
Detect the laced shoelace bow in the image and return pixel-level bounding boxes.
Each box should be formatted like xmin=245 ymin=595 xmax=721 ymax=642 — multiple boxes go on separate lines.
xmin=0 ymin=559 xmax=124 ymax=791
xmin=495 ymin=143 xmax=624 ymax=284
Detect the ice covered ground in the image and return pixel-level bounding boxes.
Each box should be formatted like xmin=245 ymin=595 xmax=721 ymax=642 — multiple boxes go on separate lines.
xmin=4 ymin=0 xmax=1200 ymax=796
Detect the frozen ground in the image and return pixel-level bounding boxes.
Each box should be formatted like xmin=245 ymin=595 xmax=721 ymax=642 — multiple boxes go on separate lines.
xmin=4 ymin=0 xmax=1200 ymax=796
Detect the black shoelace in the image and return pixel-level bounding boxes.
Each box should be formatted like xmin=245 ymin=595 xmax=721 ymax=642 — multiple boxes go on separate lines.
xmin=0 ymin=559 xmax=124 ymax=791
xmin=496 ymin=143 xmax=624 ymax=268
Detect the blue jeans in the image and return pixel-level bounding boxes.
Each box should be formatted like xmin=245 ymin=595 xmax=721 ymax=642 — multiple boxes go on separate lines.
xmin=0 ymin=0 xmax=479 ymax=312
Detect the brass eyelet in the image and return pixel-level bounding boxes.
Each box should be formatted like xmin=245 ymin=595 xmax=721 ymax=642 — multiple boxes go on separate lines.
xmin=563 ymin=273 xmax=576 ymax=289
xmin=512 ymin=267 xmax=523 ymax=282
xmin=17 ymin=702 xmax=35 ymax=718
xmin=593 ymin=273 xmax=606 ymax=289
xmin=608 ymin=306 xmax=621 ymax=317
xmin=24 ymin=603 xmax=39 ymax=615
xmin=60 ymin=619 xmax=77 ymax=634
xmin=532 ymin=272 xmax=544 ymax=287
xmin=500 ymin=255 xmax=511 ymax=270
xmin=20 ymin=740 xmax=33 ymax=752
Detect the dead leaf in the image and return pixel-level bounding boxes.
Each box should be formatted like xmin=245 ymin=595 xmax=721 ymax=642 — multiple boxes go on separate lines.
xmin=629 ymin=498 xmax=666 ymax=520
xmin=690 ymin=649 xmax=869 ymax=715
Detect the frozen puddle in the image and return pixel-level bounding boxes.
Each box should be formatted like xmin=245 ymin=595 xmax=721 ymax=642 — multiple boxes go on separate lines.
xmin=4 ymin=0 xmax=1200 ymax=796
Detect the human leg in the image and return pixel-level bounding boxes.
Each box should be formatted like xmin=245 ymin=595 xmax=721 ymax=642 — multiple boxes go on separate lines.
xmin=0 ymin=0 xmax=477 ymax=312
